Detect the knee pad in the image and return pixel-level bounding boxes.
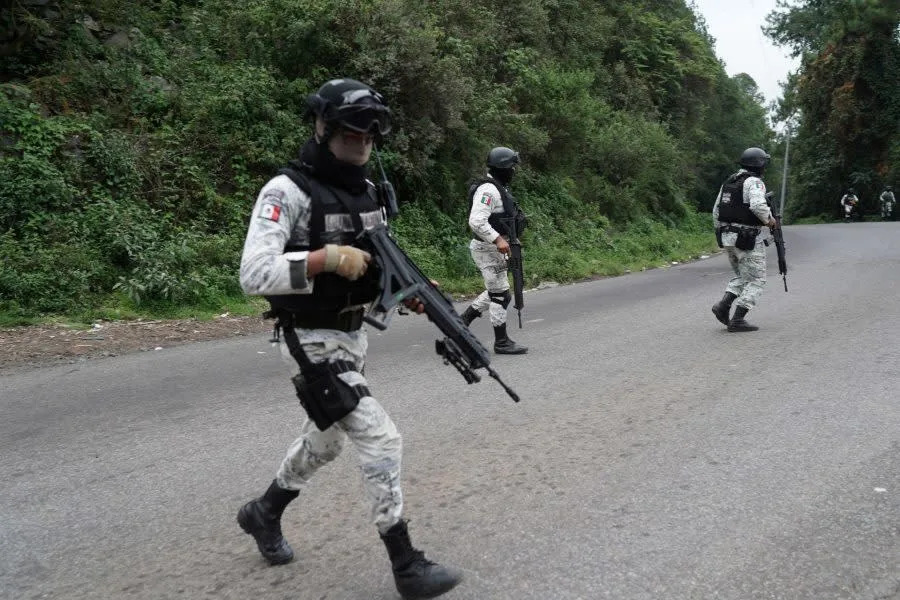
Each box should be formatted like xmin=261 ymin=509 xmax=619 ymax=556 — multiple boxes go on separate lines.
xmin=312 ymin=438 xmax=346 ymax=464
xmin=488 ymin=290 xmax=511 ymax=309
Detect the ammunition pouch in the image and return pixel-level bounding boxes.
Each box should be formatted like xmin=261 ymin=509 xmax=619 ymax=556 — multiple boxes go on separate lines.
xmin=717 ymin=225 xmax=760 ymax=251
xmin=291 ymin=360 xmax=370 ymax=431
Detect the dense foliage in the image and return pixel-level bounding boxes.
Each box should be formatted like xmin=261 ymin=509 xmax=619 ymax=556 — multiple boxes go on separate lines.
xmin=766 ymin=0 xmax=899 ymax=220
xmin=1 ymin=0 xmax=771 ymax=318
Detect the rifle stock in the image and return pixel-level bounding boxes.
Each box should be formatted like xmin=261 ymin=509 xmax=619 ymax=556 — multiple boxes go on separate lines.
xmin=359 ymin=224 xmax=520 ymax=402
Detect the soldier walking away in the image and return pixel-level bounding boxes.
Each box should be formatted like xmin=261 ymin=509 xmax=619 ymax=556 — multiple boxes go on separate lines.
xmin=459 ymin=147 xmax=528 ymax=354
xmin=711 ymin=147 xmax=779 ymax=332
xmin=237 ymin=77 xmax=461 ymax=599
xmin=880 ymin=186 xmax=895 ymax=220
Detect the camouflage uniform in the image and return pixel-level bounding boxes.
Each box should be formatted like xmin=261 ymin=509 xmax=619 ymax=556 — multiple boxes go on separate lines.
xmin=238 ymin=78 xmax=461 ymax=600
xmin=841 ymin=193 xmax=859 ymax=220
xmin=468 ymin=178 xmax=512 ymax=326
xmin=712 ymin=170 xmax=772 ymax=310
xmin=240 ymin=174 xmax=403 ymax=534
xmin=880 ymin=190 xmax=895 ymax=219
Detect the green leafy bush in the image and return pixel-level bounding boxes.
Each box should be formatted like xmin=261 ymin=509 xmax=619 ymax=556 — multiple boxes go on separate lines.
xmin=0 ymin=0 xmax=768 ymax=320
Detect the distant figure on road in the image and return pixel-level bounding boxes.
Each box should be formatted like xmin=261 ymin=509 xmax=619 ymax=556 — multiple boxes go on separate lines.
xmin=880 ymin=186 xmax=895 ymax=220
xmin=841 ymin=189 xmax=860 ymax=221
xmin=236 ymin=77 xmax=461 ymax=600
xmin=711 ymin=147 xmax=778 ymax=332
xmin=458 ymin=146 xmax=528 ymax=355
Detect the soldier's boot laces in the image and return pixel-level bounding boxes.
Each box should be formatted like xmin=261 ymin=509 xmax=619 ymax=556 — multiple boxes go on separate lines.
xmin=727 ymin=306 xmax=759 ymax=332
xmin=237 ymin=480 xmax=299 ymax=565
xmin=493 ymin=324 xmax=527 ymax=355
xmin=380 ymin=520 xmax=463 ymax=599
xmin=712 ymin=292 xmax=738 ymax=326
xmin=460 ymin=306 xmax=481 ymax=327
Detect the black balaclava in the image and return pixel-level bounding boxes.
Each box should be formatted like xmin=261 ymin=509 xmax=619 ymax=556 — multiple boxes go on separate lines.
xmin=489 ymin=167 xmax=514 ymax=186
xmin=746 ymin=165 xmax=765 ymax=176
xmin=290 ymin=136 xmax=369 ymax=195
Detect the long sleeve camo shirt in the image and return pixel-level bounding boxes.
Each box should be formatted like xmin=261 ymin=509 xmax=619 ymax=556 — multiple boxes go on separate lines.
xmin=468 ymin=175 xmax=507 ymax=243
xmin=239 ymin=174 xmax=315 ymax=297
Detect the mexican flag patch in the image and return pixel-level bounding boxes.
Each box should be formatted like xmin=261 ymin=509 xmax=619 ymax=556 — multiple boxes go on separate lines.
xmin=480 ymin=193 xmax=492 ymax=206
xmin=259 ymin=203 xmax=282 ymax=222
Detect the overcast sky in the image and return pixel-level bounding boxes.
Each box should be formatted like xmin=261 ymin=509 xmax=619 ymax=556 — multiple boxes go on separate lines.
xmin=692 ymin=0 xmax=800 ymax=110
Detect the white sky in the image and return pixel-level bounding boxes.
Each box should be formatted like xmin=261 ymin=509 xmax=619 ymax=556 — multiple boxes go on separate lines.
xmin=692 ymin=0 xmax=800 ymax=109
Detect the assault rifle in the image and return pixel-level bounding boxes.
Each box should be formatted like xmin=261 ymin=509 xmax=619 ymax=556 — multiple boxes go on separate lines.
xmin=358 ymin=223 xmax=520 ymax=403
xmin=503 ymin=216 xmax=525 ymax=328
xmin=765 ymin=191 xmax=788 ymax=292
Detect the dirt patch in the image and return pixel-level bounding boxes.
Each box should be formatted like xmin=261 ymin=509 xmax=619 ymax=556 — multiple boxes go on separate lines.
xmin=0 ymin=315 xmax=271 ymax=374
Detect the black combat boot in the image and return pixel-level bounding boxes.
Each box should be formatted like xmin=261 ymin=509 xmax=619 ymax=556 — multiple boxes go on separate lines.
xmin=711 ymin=292 xmax=738 ymax=325
xmin=493 ymin=323 xmax=528 ymax=354
xmin=727 ymin=305 xmax=759 ymax=332
xmin=380 ymin=520 xmax=462 ymax=599
xmin=459 ymin=305 xmax=481 ymax=327
xmin=237 ymin=480 xmax=299 ymax=565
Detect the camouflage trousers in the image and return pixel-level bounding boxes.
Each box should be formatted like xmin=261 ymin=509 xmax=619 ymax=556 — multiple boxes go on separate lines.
xmin=469 ymin=238 xmax=511 ymax=326
xmin=275 ymin=327 xmax=403 ymax=534
xmin=724 ymin=241 xmax=767 ymax=309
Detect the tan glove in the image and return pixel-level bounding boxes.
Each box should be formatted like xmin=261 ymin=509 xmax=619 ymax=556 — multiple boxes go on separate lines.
xmin=323 ymin=244 xmax=371 ymax=281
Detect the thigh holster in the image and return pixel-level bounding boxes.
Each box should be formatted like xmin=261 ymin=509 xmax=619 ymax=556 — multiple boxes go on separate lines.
xmin=291 ymin=360 xmax=370 ymax=431
xmin=488 ymin=290 xmax=511 ymax=308
xmin=278 ymin=320 xmax=370 ymax=431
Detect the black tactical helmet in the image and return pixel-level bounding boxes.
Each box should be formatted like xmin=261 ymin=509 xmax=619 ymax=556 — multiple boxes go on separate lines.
xmin=886 ymin=186 xmax=893 ymax=191
xmin=306 ymin=78 xmax=391 ymax=135
xmin=739 ymin=147 xmax=770 ymax=169
xmin=486 ymin=147 xmax=520 ymax=169
xmin=848 ymin=188 xmax=856 ymax=194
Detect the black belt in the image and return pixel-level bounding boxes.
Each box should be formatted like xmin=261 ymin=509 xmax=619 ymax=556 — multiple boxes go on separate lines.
xmin=277 ymin=309 xmax=365 ymax=332
xmin=717 ymin=224 xmax=760 ymax=232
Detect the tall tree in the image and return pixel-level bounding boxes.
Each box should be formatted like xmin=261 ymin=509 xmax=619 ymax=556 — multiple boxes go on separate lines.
xmin=766 ymin=0 xmax=900 ymax=218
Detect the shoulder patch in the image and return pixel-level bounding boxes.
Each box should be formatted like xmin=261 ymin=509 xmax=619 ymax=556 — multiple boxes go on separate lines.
xmin=480 ymin=192 xmax=493 ymax=206
xmin=259 ymin=202 xmax=282 ymax=222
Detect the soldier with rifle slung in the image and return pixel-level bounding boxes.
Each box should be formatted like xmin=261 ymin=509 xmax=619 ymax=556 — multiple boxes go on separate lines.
xmin=236 ymin=78 xmax=465 ymax=599
xmin=711 ymin=147 xmax=779 ymax=332
xmin=459 ymin=147 xmax=528 ymax=354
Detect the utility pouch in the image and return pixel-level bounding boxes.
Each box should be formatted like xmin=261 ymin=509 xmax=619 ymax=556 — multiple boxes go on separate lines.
xmin=735 ymin=228 xmax=759 ymax=251
xmin=291 ymin=360 xmax=368 ymax=431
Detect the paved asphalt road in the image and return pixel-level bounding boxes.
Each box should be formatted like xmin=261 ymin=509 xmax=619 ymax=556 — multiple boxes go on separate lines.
xmin=2 ymin=223 xmax=899 ymax=600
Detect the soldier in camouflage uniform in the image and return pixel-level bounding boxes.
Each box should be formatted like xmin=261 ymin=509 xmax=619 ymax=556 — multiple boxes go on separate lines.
xmin=880 ymin=186 xmax=895 ymax=220
xmin=459 ymin=147 xmax=528 ymax=354
xmin=237 ymin=78 xmax=461 ymax=599
xmin=711 ymin=147 xmax=778 ymax=332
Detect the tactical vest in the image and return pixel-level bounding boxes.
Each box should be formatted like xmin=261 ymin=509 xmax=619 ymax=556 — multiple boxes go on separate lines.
xmin=468 ymin=178 xmax=527 ymax=239
xmin=265 ymin=164 xmax=383 ymax=315
xmin=717 ymin=172 xmax=762 ymax=225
